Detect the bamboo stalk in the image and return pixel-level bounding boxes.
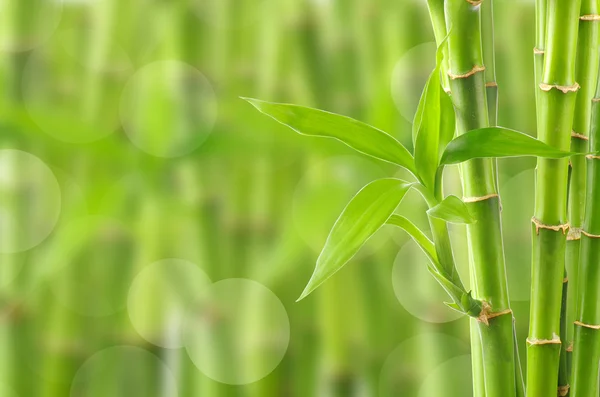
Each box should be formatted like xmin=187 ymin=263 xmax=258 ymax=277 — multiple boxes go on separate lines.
xmin=444 ymin=1 xmax=516 ymax=396
xmin=528 ymin=0 xmax=582 ymax=395
xmin=570 ymin=71 xmax=600 ymax=397
xmin=563 ymin=1 xmax=600 ymax=394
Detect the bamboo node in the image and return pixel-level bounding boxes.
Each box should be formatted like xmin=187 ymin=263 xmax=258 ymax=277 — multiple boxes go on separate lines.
xmin=558 ymin=385 xmax=570 ymax=396
xmin=465 ymin=0 xmax=483 ymax=5
xmin=533 ymin=47 xmax=545 ymax=55
xmin=566 ymin=342 xmax=573 ymax=352
xmin=563 ymin=277 xmax=568 ymax=284
xmin=571 ymin=131 xmax=589 ymax=141
xmin=526 ymin=335 xmax=561 ymax=345
xmin=463 ymin=193 xmax=499 ymax=203
xmin=568 ymin=227 xmax=582 ymax=241
xmin=476 ymin=302 xmax=512 ymax=326
xmin=586 ymin=154 xmax=600 ymax=160
xmin=593 ymin=97 xmax=600 ymax=103
xmin=574 ymin=320 xmax=600 ymax=330
xmin=539 ymin=82 xmax=580 ymax=94
xmin=580 ymin=14 xmax=600 ymax=21
xmin=582 ymin=229 xmax=600 ymax=239
xmin=531 ymin=217 xmax=570 ymax=235
xmin=485 ymin=81 xmax=498 ymax=88
xmin=448 ymin=65 xmax=486 ymax=80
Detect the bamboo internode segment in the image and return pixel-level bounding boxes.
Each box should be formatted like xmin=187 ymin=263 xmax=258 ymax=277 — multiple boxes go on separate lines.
xmin=574 ymin=320 xmax=600 ymax=330
xmin=581 ymin=229 xmax=600 ymax=238
xmin=571 ymin=131 xmax=589 ymax=140
xmin=558 ymin=385 xmax=570 ymax=396
xmin=539 ymin=82 xmax=581 ymax=93
xmin=448 ymin=65 xmax=486 ymax=80
xmin=580 ymin=14 xmax=600 ymax=21
xmin=463 ymin=193 xmax=499 ymax=203
xmin=531 ymin=217 xmax=570 ymax=235
xmin=527 ymin=335 xmax=562 ymax=345
xmin=533 ymin=47 xmax=545 ymax=55
xmin=568 ymin=227 xmax=582 ymax=240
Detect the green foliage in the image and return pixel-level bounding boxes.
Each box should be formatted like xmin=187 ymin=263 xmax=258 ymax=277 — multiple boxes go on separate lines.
xmin=413 ymin=37 xmax=455 ymax=189
xmin=441 ymin=127 xmax=572 ymax=165
xmin=427 ymin=195 xmax=476 ymax=224
xmin=242 ymin=98 xmax=416 ymax=174
xmin=297 ymin=178 xmax=413 ymax=301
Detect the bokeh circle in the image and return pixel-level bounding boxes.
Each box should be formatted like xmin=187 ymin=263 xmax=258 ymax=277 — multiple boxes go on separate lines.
xmin=70 ymin=346 xmax=177 ymax=397
xmin=0 ymin=150 xmax=61 ymax=253
xmin=184 ymin=278 xmax=290 ymax=385
xmin=127 ymin=258 xmax=212 ymax=349
xmin=120 ymin=60 xmax=217 ymax=158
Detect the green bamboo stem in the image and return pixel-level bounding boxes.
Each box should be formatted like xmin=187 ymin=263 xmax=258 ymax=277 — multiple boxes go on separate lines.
xmin=563 ymin=2 xmax=600 ymax=395
xmin=534 ymin=0 xmax=546 ymax=108
xmin=444 ymin=2 xmax=516 ymax=397
xmin=570 ymin=74 xmax=600 ymax=397
xmin=528 ymin=0 xmax=581 ymax=395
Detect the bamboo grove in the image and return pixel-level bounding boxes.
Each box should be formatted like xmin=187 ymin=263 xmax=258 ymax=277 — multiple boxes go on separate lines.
xmin=247 ymin=0 xmax=600 ymax=395
xmin=4 ymin=0 xmax=600 ymax=396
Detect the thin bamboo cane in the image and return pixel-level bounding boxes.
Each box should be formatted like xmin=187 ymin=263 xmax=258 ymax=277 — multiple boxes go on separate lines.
xmin=563 ymin=1 xmax=600 ymax=395
xmin=528 ymin=0 xmax=582 ymax=394
xmin=570 ymin=70 xmax=600 ymax=397
xmin=444 ymin=1 xmax=516 ymax=396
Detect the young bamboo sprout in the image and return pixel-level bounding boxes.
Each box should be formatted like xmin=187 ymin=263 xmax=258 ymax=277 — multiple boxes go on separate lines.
xmin=563 ymin=0 xmax=600 ymax=394
xmin=444 ymin=1 xmax=516 ymax=396
xmin=528 ymin=0 xmax=581 ymax=395
xmin=570 ymin=67 xmax=600 ymax=397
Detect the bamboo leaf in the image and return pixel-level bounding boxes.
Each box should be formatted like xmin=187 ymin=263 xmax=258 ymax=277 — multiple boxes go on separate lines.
xmin=386 ymin=215 xmax=437 ymax=263
xmin=427 ymin=195 xmax=477 ymax=224
xmin=440 ymin=127 xmax=572 ymax=165
xmin=243 ymin=98 xmax=416 ymax=173
xmin=413 ymin=37 xmax=455 ymax=188
xmin=298 ymin=178 xmax=412 ymax=301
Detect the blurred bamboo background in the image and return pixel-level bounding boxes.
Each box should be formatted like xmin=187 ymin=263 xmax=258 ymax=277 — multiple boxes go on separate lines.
xmin=0 ymin=0 xmax=538 ymax=396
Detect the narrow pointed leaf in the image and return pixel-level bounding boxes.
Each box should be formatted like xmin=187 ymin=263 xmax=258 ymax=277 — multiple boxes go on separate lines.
xmin=440 ymin=127 xmax=572 ymax=165
xmin=427 ymin=195 xmax=477 ymax=224
xmin=243 ymin=98 xmax=416 ymax=173
xmin=298 ymin=178 xmax=412 ymax=301
xmin=386 ymin=215 xmax=437 ymax=263
xmin=413 ymin=36 xmax=455 ymax=188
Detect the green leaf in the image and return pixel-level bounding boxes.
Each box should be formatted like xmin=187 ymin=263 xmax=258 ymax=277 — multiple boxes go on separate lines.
xmin=243 ymin=98 xmax=416 ymax=174
xmin=427 ymin=195 xmax=477 ymax=224
xmin=298 ymin=178 xmax=412 ymax=301
xmin=440 ymin=127 xmax=573 ymax=165
xmin=413 ymin=37 xmax=455 ymax=188
xmin=386 ymin=215 xmax=437 ymax=263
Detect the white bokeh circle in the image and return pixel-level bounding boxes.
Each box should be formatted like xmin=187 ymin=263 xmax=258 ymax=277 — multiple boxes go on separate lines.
xmin=22 ymin=28 xmax=133 ymax=143
xmin=379 ymin=333 xmax=468 ymax=396
xmin=391 ymin=42 xmax=437 ymax=124
xmin=0 ymin=0 xmax=63 ymax=52
xmin=70 ymin=346 xmax=177 ymax=397
xmin=120 ymin=60 xmax=217 ymax=158
xmin=0 ymin=150 xmax=61 ymax=253
xmin=418 ymin=355 xmax=473 ymax=397
xmin=392 ymin=240 xmax=464 ymax=323
xmin=127 ymin=259 xmax=212 ymax=349
xmin=184 ymin=278 xmax=290 ymax=385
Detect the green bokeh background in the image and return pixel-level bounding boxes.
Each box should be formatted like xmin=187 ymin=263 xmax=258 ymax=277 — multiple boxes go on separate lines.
xmin=0 ymin=0 xmax=537 ymax=396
